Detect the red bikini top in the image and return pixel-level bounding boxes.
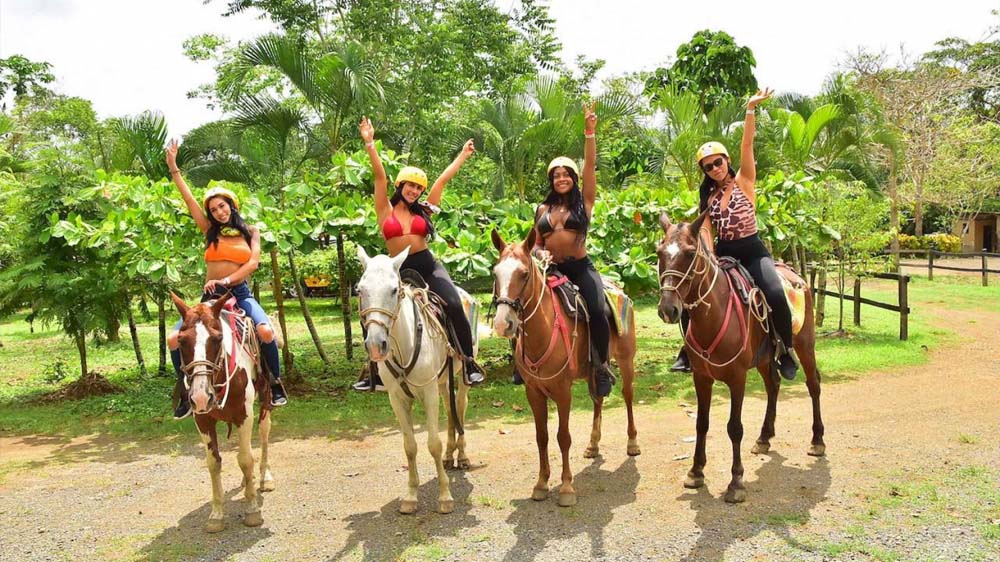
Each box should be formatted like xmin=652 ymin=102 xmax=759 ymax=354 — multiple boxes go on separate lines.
xmin=381 ymin=212 xmax=429 ymax=240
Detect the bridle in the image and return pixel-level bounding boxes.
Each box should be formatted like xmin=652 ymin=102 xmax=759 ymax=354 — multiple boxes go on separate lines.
xmin=491 ymin=252 xmax=549 ymax=327
xmin=658 ymin=232 xmax=720 ymax=311
xmin=181 ymin=312 xmax=251 ymax=412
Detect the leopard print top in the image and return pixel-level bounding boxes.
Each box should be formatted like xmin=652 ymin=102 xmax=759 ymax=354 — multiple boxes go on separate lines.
xmin=708 ymin=185 xmax=758 ymax=241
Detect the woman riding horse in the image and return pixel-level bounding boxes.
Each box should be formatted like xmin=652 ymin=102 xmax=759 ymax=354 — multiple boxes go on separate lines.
xmin=165 ymin=140 xmax=287 ymax=419
xmin=355 ymin=117 xmax=484 ymax=390
xmin=671 ymin=88 xmax=798 ymax=380
xmin=521 ymin=102 xmax=615 ymax=397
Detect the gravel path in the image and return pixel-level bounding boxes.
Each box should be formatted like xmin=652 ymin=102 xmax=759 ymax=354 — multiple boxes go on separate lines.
xmin=1 ymin=302 xmax=998 ymax=562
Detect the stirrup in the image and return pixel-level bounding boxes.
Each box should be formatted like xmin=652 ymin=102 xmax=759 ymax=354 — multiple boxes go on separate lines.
xmin=464 ymin=357 xmax=485 ymax=386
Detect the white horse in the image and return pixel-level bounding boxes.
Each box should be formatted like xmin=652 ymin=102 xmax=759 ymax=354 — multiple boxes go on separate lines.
xmin=171 ymin=293 xmax=275 ymax=533
xmin=356 ymin=246 xmax=473 ymax=514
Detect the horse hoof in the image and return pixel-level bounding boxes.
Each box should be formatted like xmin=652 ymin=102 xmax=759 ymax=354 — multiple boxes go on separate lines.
xmin=751 ymin=442 xmax=770 ymax=455
xmin=684 ymin=476 xmax=704 ymax=489
xmin=399 ymin=500 xmax=418 ymax=515
xmin=438 ymin=500 xmax=454 ymax=514
xmin=531 ymin=487 xmax=548 ymax=501
xmin=444 ymin=459 xmax=455 ymax=470
xmin=808 ymin=444 xmax=826 ymax=457
xmin=583 ymin=446 xmax=599 ymax=459
xmin=243 ymin=511 xmax=263 ymax=527
xmin=457 ymin=458 xmax=471 ymax=470
xmin=627 ymin=443 xmax=641 ymax=456
xmin=558 ymin=492 xmax=577 ymax=507
xmin=724 ymin=487 xmax=747 ymax=504
xmin=205 ymin=519 xmax=225 ymax=533
xmin=259 ymin=479 xmax=276 ymax=493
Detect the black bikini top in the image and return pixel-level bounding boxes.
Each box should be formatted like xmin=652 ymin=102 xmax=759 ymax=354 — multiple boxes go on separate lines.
xmin=536 ymin=206 xmax=584 ymax=237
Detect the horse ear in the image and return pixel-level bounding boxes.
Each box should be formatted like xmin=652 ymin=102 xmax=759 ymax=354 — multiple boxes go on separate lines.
xmin=170 ymin=291 xmax=189 ymax=318
xmin=491 ymin=229 xmax=506 ymax=253
xmin=211 ymin=292 xmax=231 ymax=317
xmin=689 ymin=209 xmax=710 ymax=236
xmin=523 ymin=228 xmax=536 ymax=252
xmin=391 ymin=245 xmax=410 ymax=270
xmin=357 ymin=245 xmax=370 ymax=269
xmin=659 ymin=212 xmax=672 ymax=233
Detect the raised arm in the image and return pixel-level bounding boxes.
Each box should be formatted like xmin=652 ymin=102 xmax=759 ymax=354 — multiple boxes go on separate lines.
xmin=582 ymin=101 xmax=598 ymax=212
xmin=737 ymin=87 xmax=773 ymax=198
xmin=165 ymin=139 xmax=211 ymax=234
xmin=359 ymin=116 xmax=390 ymax=220
xmin=427 ymin=139 xmax=475 ymax=207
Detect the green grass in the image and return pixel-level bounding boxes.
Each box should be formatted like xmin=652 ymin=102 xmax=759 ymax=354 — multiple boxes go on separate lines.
xmin=1 ymin=274 xmax=997 ymax=441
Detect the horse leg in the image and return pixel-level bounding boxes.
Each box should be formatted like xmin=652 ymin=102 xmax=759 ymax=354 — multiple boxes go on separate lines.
xmin=526 ymin=384 xmax=550 ymax=501
xmin=616 ymin=334 xmax=640 ymax=456
xmin=797 ymin=343 xmax=826 ymax=456
xmin=444 ymin=379 xmax=457 ymax=470
xmin=258 ymin=411 xmax=275 ymax=492
xmin=555 ymin=390 xmax=576 ymax=507
xmin=685 ymin=374 xmax=713 ymax=489
xmin=752 ymin=358 xmax=779 ymax=455
xmin=198 ymin=421 xmax=226 ymax=533
xmin=421 ymin=384 xmax=453 ymax=514
xmin=237 ymin=414 xmax=262 ymax=527
xmin=723 ymin=377 xmax=747 ymax=504
xmin=387 ymin=388 xmax=420 ymax=515
xmin=584 ymin=395 xmax=602 ymax=459
xmin=455 ymin=379 xmax=471 ymax=470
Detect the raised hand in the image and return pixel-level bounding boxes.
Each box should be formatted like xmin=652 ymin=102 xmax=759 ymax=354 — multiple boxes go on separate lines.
xmin=165 ymin=139 xmax=179 ymax=169
xmin=747 ymin=88 xmax=774 ymax=110
xmin=359 ymin=116 xmax=375 ymax=144
xmin=583 ymin=101 xmax=598 ymax=132
xmin=460 ymin=138 xmax=475 ymax=158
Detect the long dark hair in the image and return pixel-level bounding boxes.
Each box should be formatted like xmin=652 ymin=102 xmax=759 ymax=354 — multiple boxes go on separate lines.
xmin=543 ymin=167 xmax=589 ymax=239
xmin=389 ymin=185 xmax=436 ymax=239
xmin=698 ymin=160 xmax=738 ymax=212
xmin=205 ymin=197 xmax=253 ymax=248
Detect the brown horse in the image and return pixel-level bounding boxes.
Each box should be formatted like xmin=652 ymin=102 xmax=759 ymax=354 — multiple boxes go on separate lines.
xmin=656 ymin=212 xmax=825 ymax=504
xmin=491 ymin=229 xmax=639 ymax=507
xmin=171 ymin=293 xmax=274 ymax=532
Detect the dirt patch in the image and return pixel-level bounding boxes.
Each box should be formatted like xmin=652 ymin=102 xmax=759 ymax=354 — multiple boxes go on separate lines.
xmin=35 ymin=371 xmax=122 ymax=402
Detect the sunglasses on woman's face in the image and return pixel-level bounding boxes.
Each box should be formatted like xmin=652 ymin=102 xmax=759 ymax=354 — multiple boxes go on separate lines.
xmin=702 ymin=157 xmax=725 ymax=172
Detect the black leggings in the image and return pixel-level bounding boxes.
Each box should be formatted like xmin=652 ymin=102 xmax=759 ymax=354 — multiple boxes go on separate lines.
xmin=401 ymin=249 xmax=475 ymax=358
xmin=556 ymin=256 xmax=610 ymax=364
xmin=716 ymin=234 xmax=793 ymax=348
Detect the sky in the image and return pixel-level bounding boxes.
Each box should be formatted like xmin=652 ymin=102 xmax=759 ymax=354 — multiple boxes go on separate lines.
xmin=2 ymin=0 xmax=997 ymax=137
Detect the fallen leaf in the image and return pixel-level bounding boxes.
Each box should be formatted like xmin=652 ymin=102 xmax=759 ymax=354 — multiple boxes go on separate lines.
xmin=511 ymin=404 xmax=524 ymax=412
xmin=673 ymin=454 xmax=690 ymax=461
xmin=681 ymin=436 xmax=696 ymax=443
xmin=678 ymin=402 xmax=689 ymax=408
xmin=499 ymin=428 xmax=511 ymax=435
xmin=687 ymin=412 xmax=697 ymax=419
xmin=492 ymin=400 xmax=505 ymax=408
xmin=649 ymin=383 xmax=664 ymax=392
xmin=343 ymin=471 xmax=361 ymax=478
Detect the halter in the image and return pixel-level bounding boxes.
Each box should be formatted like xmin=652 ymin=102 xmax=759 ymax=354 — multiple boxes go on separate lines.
xmin=658 ymin=233 xmax=719 ymax=311
xmin=491 ymin=252 xmax=549 ymax=327
xmin=181 ymin=311 xmax=254 ymax=413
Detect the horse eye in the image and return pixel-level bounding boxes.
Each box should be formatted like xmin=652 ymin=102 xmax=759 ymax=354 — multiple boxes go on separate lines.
xmin=391 ymin=287 xmax=398 ymax=296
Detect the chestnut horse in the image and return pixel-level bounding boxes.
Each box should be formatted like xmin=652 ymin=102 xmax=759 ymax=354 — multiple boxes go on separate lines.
xmin=656 ymin=212 xmax=824 ymax=504
xmin=171 ymin=293 xmax=274 ymax=532
xmin=491 ymin=229 xmax=639 ymax=508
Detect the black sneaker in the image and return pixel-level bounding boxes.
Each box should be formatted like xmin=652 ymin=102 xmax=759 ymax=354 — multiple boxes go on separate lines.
xmin=778 ymin=351 xmax=798 ymax=381
xmin=352 ymin=374 xmax=385 ymax=392
xmin=670 ymin=349 xmax=692 ymax=372
xmin=595 ymin=363 xmax=616 ymax=398
xmin=173 ymin=396 xmax=192 ymax=420
xmin=270 ymin=382 xmax=287 ymax=407
xmin=511 ymin=368 xmax=524 ymax=385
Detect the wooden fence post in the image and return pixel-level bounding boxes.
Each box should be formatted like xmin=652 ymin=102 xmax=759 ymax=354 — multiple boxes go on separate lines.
xmin=928 ymin=250 xmax=934 ymax=280
xmin=816 ymin=268 xmax=827 ymax=327
xmin=983 ymin=254 xmax=989 ymax=287
xmin=899 ymin=274 xmax=909 ymax=341
xmin=853 ymin=278 xmax=862 ymax=326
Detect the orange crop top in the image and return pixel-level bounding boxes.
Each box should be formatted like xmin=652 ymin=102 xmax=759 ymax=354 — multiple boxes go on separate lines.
xmin=205 ymin=236 xmax=252 ymax=264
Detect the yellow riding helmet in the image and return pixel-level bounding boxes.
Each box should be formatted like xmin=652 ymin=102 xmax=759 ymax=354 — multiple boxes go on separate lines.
xmin=203 ymin=186 xmax=240 ymax=211
xmin=547 ymin=156 xmax=580 ymax=177
xmin=395 ymin=166 xmax=428 ymax=189
xmin=696 ymin=141 xmax=730 ymax=164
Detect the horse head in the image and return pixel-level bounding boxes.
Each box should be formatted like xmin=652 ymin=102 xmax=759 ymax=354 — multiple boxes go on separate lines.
xmin=356 ymin=245 xmax=410 ymax=362
xmin=656 ymin=210 xmax=712 ymax=324
xmin=490 ymin=228 xmax=538 ymax=338
xmin=171 ymin=292 xmax=231 ymax=415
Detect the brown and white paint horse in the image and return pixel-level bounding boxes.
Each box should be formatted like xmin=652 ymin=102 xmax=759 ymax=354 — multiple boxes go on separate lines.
xmin=491 ymin=229 xmax=639 ymax=508
xmin=171 ymin=292 xmax=274 ymax=532
xmin=656 ymin=212 xmax=825 ymax=504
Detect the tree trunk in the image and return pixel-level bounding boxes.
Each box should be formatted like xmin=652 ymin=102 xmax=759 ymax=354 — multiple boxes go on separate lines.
xmin=105 ymin=311 xmax=122 ymax=343
xmin=816 ymin=266 xmax=827 ymax=327
xmin=838 ymin=258 xmax=845 ymax=332
xmin=74 ymin=329 xmax=88 ymax=378
xmin=269 ymin=248 xmax=295 ymax=379
xmin=914 ymin=172 xmax=924 ymax=237
xmin=125 ymin=293 xmax=147 ymax=377
xmin=790 ymin=239 xmax=803 ymax=273
xmin=337 ymin=231 xmax=353 ymax=361
xmin=157 ymin=292 xmax=168 ymax=376
xmin=288 ymin=251 xmax=330 ymax=367
xmin=253 ymin=280 xmax=261 ymax=302
xmin=888 ymin=153 xmax=901 ymax=271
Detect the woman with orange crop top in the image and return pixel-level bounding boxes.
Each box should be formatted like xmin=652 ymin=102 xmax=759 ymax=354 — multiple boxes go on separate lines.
xmin=165 ymin=140 xmax=287 ymax=419
xmin=356 ymin=116 xmax=484 ymax=390
xmin=670 ymin=88 xmax=799 ymax=381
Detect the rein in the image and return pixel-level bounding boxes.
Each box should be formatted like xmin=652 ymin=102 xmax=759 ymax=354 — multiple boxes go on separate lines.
xmin=182 ymin=310 xmax=255 ymax=412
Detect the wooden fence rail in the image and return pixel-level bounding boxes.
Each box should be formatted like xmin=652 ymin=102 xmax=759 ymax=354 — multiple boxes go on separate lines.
xmin=884 ymin=249 xmax=1000 ymax=286
xmin=805 ymin=264 xmax=910 ymax=340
